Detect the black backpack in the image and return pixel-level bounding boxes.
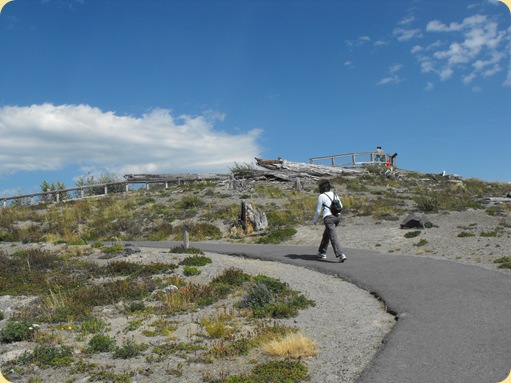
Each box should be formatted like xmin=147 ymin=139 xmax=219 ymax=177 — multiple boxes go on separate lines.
xmin=324 ymin=193 xmax=342 ymax=216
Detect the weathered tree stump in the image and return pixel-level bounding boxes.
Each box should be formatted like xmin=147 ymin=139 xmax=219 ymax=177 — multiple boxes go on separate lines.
xmin=233 ymin=201 xmax=268 ymax=236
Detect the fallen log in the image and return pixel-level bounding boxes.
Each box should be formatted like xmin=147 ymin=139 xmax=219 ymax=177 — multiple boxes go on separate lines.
xmin=255 ymin=158 xmax=363 ymax=178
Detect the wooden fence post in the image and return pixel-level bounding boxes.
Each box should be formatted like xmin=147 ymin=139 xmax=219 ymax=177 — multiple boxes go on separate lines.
xmin=183 ymin=225 xmax=189 ymax=249
xmin=294 ymin=178 xmax=301 ymax=191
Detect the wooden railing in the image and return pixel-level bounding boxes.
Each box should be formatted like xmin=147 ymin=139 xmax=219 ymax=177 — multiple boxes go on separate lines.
xmin=1 ymin=174 xmax=229 ymax=208
xmin=309 ymin=151 xmax=397 ymax=169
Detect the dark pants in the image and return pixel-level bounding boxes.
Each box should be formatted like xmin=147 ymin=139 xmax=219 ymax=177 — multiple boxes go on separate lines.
xmin=319 ymin=215 xmax=343 ymax=256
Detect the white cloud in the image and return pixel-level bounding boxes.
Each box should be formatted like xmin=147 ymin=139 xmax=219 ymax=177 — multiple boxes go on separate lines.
xmin=440 ymin=67 xmax=454 ymax=80
xmin=463 ymin=72 xmax=477 ymax=84
xmin=0 ymin=104 xmax=261 ymax=176
xmin=393 ymin=27 xmax=423 ymax=42
xmin=374 ymin=40 xmax=388 ymax=47
xmin=399 ymin=16 xmax=415 ymax=25
xmin=416 ymin=14 xmax=510 ymax=85
xmin=425 ymin=81 xmax=434 ymax=91
xmin=411 ymin=45 xmax=423 ymax=54
xmin=376 ymin=75 xmax=402 ymax=86
xmin=345 ymin=36 xmax=372 ymax=48
xmin=376 ymin=64 xmax=404 ymax=86
xmin=389 ymin=63 xmax=404 ymax=73
xmin=504 ymin=65 xmax=511 ymax=86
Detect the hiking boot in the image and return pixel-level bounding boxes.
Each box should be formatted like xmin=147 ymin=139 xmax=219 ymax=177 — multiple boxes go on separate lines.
xmin=337 ymin=253 xmax=347 ymax=263
xmin=317 ymin=253 xmax=327 ymax=260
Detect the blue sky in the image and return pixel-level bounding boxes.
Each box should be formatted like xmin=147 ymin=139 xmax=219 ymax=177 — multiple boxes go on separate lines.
xmin=1 ymin=0 xmax=510 ymax=197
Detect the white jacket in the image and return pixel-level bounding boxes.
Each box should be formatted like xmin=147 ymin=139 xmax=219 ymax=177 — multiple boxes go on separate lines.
xmin=313 ymin=191 xmax=342 ymax=224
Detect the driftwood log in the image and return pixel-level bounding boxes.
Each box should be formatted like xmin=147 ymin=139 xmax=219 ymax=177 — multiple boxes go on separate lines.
xmin=254 ymin=158 xmax=362 ymax=181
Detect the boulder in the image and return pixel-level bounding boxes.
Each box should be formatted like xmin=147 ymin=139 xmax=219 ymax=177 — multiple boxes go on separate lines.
xmin=400 ymin=212 xmax=428 ymax=229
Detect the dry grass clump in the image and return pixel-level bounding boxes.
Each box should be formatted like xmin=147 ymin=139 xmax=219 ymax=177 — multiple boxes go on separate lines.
xmin=261 ymin=332 xmax=317 ymax=358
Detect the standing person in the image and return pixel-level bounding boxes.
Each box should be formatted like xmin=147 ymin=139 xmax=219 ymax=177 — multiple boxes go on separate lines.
xmin=313 ymin=179 xmax=347 ymax=262
xmin=375 ymin=146 xmax=385 ymax=164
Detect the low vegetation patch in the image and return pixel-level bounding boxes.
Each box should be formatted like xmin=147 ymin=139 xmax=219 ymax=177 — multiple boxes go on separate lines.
xmin=404 ymin=230 xmax=421 ymax=239
xmin=179 ymin=255 xmax=212 ymax=266
xmin=457 ymin=231 xmax=476 ymax=238
xmin=224 ymin=360 xmax=309 ymax=383
xmin=169 ymin=245 xmax=204 ymax=255
xmin=257 ymin=227 xmax=297 ymax=244
xmin=494 ymin=256 xmax=511 ymax=269
xmin=261 ymin=332 xmax=317 ymax=359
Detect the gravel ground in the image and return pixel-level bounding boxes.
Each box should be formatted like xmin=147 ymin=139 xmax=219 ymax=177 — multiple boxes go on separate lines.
xmin=291 ymin=209 xmax=511 ymax=273
xmin=0 ymin=244 xmax=394 ymax=383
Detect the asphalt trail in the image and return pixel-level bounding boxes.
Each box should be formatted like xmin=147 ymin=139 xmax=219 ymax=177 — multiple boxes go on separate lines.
xmin=129 ymin=241 xmax=511 ymax=383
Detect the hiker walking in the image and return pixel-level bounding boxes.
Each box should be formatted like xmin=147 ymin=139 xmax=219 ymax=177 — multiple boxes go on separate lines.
xmin=313 ymin=179 xmax=346 ymax=262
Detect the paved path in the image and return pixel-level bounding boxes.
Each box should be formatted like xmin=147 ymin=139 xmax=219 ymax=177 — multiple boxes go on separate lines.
xmin=130 ymin=241 xmax=511 ymax=383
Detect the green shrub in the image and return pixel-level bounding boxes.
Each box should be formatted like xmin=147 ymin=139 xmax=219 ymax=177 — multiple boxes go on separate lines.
xmin=126 ymin=301 xmax=146 ymax=313
xmin=494 ymin=256 xmax=511 ymax=269
xmin=169 ymin=246 xmax=204 ymax=255
xmin=404 ymin=230 xmax=421 ymax=238
xmin=257 ymin=227 xmax=297 ymax=244
xmin=414 ymin=195 xmax=438 ymax=212
xmin=494 ymin=256 xmax=511 ymax=264
xmin=212 ymin=267 xmax=250 ymax=286
xmin=79 ymin=317 xmax=106 ymax=335
xmin=152 ymin=341 xmax=206 ymax=356
xmin=457 ymin=231 xmax=475 ymax=238
xmin=103 ymin=260 xmax=142 ymax=276
xmin=0 ymin=320 xmax=36 ymax=343
xmin=480 ymin=230 xmax=498 ymax=237
xmin=183 ymin=266 xmax=201 ymax=276
xmin=174 ymin=222 xmax=222 ymax=241
xmin=180 ymin=255 xmax=212 ymax=267
xmin=226 ymin=360 xmax=309 ymax=383
xmin=20 ymin=344 xmax=74 ymax=368
xmin=113 ymin=339 xmax=148 ymax=359
xmin=266 ymin=210 xmax=297 ymax=227
xmin=241 ymin=276 xmax=314 ymax=319
xmin=178 ymin=195 xmax=205 ymax=210
xmin=88 ymin=371 xmax=131 ymax=383
xmin=414 ymin=239 xmax=428 ymax=247
xmin=87 ymin=334 xmax=116 ymax=353
xmin=102 ymin=244 xmax=125 ymax=254
xmin=243 ymin=283 xmax=275 ymax=311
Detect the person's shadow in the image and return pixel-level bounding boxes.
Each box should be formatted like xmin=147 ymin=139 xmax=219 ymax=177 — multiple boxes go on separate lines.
xmin=285 ymin=253 xmax=338 ymax=263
